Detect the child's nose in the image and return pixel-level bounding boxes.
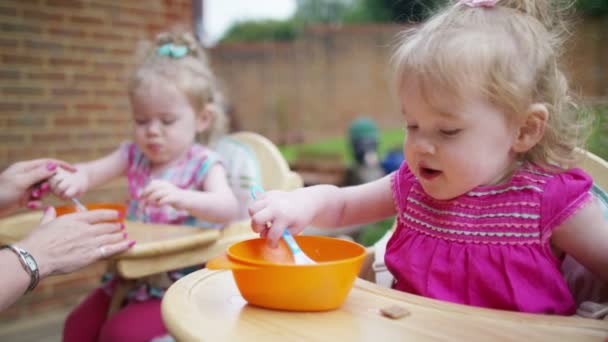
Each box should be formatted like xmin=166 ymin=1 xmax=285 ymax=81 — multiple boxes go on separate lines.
xmin=412 ymin=137 xmax=435 ymax=155
xmin=146 ymin=121 xmax=162 ymax=135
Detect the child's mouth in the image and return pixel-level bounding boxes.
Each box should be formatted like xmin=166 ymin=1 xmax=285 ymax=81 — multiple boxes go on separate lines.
xmin=419 ymin=166 xmax=442 ymax=180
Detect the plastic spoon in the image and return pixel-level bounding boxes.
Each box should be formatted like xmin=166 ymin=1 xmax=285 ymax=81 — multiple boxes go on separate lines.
xmin=71 ymin=198 xmax=88 ymax=212
xmin=250 ymin=185 xmax=316 ymax=265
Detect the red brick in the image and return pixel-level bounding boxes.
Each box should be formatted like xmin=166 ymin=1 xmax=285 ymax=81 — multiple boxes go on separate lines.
xmin=0 ymin=6 xmax=17 ymax=16
xmin=73 ymin=74 xmax=107 ymax=83
xmin=70 ymin=15 xmax=104 ymax=25
xmin=91 ymin=32 xmax=124 ymax=42
xmin=94 ymin=89 xmax=124 ymax=97
xmin=51 ymin=88 xmax=87 ymax=97
xmin=0 ymin=38 xmax=18 ymax=47
xmin=54 ymin=116 xmax=90 ymax=126
xmin=0 ymin=70 xmax=21 ymax=80
xmin=46 ymin=0 xmax=83 ymax=8
xmin=32 ymin=133 xmax=70 ymax=143
xmin=0 ymin=133 xmax=26 ymax=144
xmin=23 ymin=9 xmax=64 ymax=21
xmin=75 ymin=103 xmax=108 ymax=111
xmin=94 ymin=62 xmax=124 ymax=70
xmin=112 ymin=19 xmax=141 ymax=30
xmin=0 ymin=103 xmax=24 ymax=112
xmin=70 ymin=44 xmax=105 ymax=54
xmin=2 ymin=54 xmax=43 ymax=65
xmin=7 ymin=148 xmax=51 ymax=162
xmin=27 ymin=72 xmax=66 ymax=81
xmin=111 ymin=48 xmax=132 ymax=56
xmin=0 ymin=23 xmax=41 ymax=34
xmin=48 ymin=27 xmax=86 ymax=38
xmin=7 ymin=116 xmax=47 ymax=128
xmin=3 ymin=86 xmax=44 ymax=96
xmin=25 ymin=39 xmax=64 ymax=52
xmin=49 ymin=57 xmax=87 ymax=67
xmin=28 ymin=103 xmax=66 ymax=113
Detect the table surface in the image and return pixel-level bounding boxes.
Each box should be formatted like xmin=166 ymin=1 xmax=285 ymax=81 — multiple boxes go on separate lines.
xmin=162 ymin=269 xmax=608 ymax=342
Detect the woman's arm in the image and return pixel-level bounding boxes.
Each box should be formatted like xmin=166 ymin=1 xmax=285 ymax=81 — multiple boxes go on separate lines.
xmin=0 ymin=208 xmax=132 ymax=311
xmin=552 ymin=197 xmax=608 ymax=282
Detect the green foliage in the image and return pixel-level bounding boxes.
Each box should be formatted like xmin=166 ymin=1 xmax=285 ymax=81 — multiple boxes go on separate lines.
xmin=220 ymin=19 xmax=299 ymax=44
xmin=587 ymin=104 xmax=608 ymax=161
xmin=294 ymin=0 xmax=355 ymax=24
xmin=279 ymin=128 xmax=405 ymax=164
xmin=357 ymin=217 xmax=394 ymax=246
xmin=345 ymin=0 xmax=446 ymax=23
xmin=576 ymin=0 xmax=608 ymax=15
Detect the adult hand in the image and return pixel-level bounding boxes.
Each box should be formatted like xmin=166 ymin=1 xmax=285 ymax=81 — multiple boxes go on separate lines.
xmin=139 ymin=180 xmax=187 ymax=210
xmin=0 ymin=159 xmax=76 ymax=215
xmin=18 ymin=207 xmax=135 ymax=278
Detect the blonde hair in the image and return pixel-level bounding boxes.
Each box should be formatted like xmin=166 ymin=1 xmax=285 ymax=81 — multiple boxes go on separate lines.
xmin=392 ymin=0 xmax=591 ymax=168
xmin=128 ymin=30 xmax=228 ymax=144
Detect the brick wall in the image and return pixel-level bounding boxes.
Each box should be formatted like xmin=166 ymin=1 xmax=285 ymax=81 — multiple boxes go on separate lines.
xmin=211 ymin=17 xmax=608 ymax=145
xmin=0 ymin=0 xmax=192 ymax=324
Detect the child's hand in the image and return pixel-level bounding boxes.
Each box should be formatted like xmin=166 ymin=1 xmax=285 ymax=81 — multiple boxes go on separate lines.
xmin=139 ymin=180 xmax=186 ymax=210
xmin=48 ymin=167 xmax=88 ymax=199
xmin=248 ymin=190 xmax=316 ymax=247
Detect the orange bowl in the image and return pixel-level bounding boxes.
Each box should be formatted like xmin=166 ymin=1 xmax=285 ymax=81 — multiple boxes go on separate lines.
xmin=55 ymin=203 xmax=126 ymax=223
xmin=207 ymin=235 xmax=366 ymax=311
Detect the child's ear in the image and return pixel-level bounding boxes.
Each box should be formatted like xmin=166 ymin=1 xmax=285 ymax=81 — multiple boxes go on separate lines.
xmin=512 ymin=103 xmax=548 ymax=153
xmin=196 ymin=105 xmax=214 ymax=133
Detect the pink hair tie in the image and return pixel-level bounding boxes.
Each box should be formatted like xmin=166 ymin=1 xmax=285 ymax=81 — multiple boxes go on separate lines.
xmin=459 ymin=0 xmax=499 ymax=8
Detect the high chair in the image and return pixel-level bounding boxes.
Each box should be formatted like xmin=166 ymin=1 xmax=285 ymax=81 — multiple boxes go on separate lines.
xmin=358 ymin=149 xmax=608 ymax=319
xmin=0 ymin=131 xmax=304 ymax=317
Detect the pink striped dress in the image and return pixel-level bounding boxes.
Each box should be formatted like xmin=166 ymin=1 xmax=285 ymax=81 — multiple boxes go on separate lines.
xmin=122 ymin=141 xmax=221 ymax=228
xmin=387 ymin=162 xmax=593 ymax=314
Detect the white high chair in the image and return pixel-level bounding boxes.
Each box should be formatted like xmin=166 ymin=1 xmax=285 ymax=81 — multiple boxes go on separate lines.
xmin=359 ymin=149 xmax=608 ymax=318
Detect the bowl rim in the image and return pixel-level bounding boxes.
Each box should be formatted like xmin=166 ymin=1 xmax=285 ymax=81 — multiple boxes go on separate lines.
xmin=226 ymin=235 xmax=366 ymax=268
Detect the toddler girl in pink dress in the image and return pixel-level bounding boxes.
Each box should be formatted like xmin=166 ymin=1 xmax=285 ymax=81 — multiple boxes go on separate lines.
xmin=248 ymin=0 xmax=608 ymax=315
xmin=52 ymin=30 xmax=239 ymax=341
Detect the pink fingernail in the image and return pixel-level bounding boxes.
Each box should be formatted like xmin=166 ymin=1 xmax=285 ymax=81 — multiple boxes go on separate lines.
xmin=40 ymin=183 xmax=50 ymax=191
xmin=127 ymin=240 xmax=136 ymax=248
xmin=46 ymin=162 xmax=57 ymax=171
xmin=120 ymin=222 xmax=125 ymax=230
xmin=27 ymin=202 xmax=38 ymax=209
xmin=122 ymin=232 xmax=128 ymax=239
xmin=31 ymin=189 xmax=40 ymax=198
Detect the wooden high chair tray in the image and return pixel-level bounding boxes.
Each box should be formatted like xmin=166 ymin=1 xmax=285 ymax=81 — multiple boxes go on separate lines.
xmin=161 ymin=269 xmax=608 ymax=341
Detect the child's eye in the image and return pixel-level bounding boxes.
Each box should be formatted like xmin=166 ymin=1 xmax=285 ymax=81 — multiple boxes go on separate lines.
xmin=162 ymin=118 xmax=176 ymax=125
xmin=440 ymin=128 xmax=461 ymax=136
xmin=406 ymin=125 xmax=418 ymax=131
xmin=135 ymin=118 xmax=149 ymax=125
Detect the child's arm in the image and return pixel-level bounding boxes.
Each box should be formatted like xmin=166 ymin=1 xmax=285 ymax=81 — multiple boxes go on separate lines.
xmin=49 ymin=147 xmax=127 ymax=199
xmin=139 ymin=164 xmax=239 ymax=223
xmin=552 ymin=197 xmax=608 ymax=283
xmin=249 ymin=175 xmax=396 ymax=246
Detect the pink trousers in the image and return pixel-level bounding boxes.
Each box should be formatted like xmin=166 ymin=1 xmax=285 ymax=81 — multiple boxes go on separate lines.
xmin=63 ymin=287 xmax=167 ymax=342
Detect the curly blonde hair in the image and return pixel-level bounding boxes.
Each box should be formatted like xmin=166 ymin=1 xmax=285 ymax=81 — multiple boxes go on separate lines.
xmin=392 ymin=0 xmax=592 ymax=169
xmin=128 ymin=30 xmax=228 ymax=144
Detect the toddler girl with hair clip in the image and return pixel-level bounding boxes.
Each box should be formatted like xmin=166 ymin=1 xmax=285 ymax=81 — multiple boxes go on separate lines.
xmin=57 ymin=31 xmax=239 ymax=341
xmin=249 ymin=0 xmax=608 ymax=315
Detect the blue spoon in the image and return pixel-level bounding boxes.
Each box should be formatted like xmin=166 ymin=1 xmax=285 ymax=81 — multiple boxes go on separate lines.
xmin=250 ymin=185 xmax=316 ymax=265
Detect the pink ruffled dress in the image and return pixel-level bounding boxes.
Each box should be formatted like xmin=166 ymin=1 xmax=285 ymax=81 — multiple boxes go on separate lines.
xmin=386 ymin=162 xmax=592 ymax=314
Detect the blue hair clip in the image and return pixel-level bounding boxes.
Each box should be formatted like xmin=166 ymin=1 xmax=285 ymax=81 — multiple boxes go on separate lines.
xmin=156 ymin=43 xmax=189 ymax=59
